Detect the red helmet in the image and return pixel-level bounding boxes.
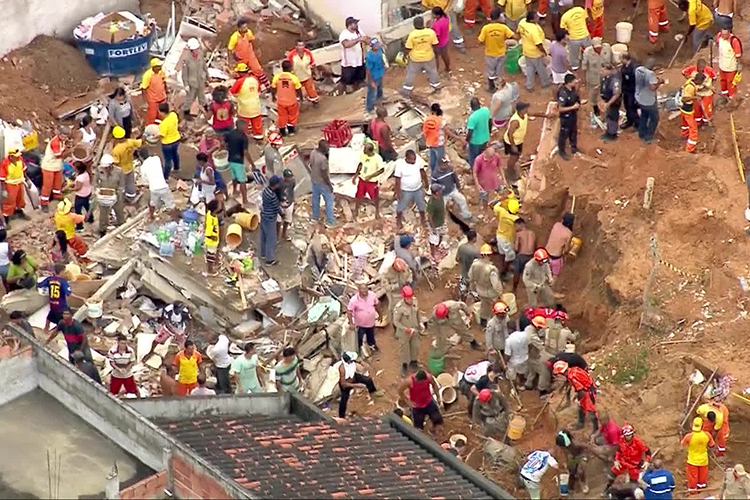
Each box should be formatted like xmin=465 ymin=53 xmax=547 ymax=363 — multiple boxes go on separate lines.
xmin=622 ymin=424 xmax=635 ymax=437
xmin=392 ymin=258 xmax=407 ymax=272
xmin=552 ymin=360 xmax=569 ymax=375
xmin=493 ymin=301 xmax=509 ymax=315
xmin=534 ymin=248 xmax=549 ymax=262
xmin=401 ymin=285 xmax=414 ymax=298
xmin=478 ymin=389 xmax=492 ymax=403
xmin=434 ymin=303 xmax=449 ymax=319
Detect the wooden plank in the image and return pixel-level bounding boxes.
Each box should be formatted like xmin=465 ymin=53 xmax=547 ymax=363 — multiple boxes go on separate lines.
xmin=73 ymin=259 xmax=137 ymax=322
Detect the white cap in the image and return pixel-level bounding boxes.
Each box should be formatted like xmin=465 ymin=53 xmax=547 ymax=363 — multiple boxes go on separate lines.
xmin=100 ymin=153 xmax=114 ymax=166
xmin=187 ymin=38 xmax=200 ymax=50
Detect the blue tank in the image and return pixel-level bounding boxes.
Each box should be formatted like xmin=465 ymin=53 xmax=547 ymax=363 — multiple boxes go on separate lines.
xmin=76 ymin=32 xmax=153 ymax=76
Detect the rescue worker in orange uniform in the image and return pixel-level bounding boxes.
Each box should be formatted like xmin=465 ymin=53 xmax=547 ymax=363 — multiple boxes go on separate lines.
xmin=141 ymin=58 xmax=167 ymax=125
xmin=54 ymin=198 xmax=87 ymax=257
xmin=681 ymin=417 xmax=714 ymax=493
xmin=606 ymin=424 xmax=652 ymax=492
xmin=553 ymin=360 xmax=598 ymax=431
xmin=40 ymin=128 xmax=68 ymax=211
xmin=586 ymin=0 xmax=605 ymax=38
xmin=697 ymin=392 xmax=730 ymax=456
xmin=286 ymin=41 xmax=320 ymax=106
xmin=271 ymin=60 xmax=303 ymax=137
xmin=715 ymin=29 xmax=743 ymax=99
xmin=680 ymin=72 xmax=704 ymax=153
xmin=682 ymin=59 xmax=715 ymax=128
xmin=464 ymin=0 xmax=492 ymax=27
xmin=647 ymin=0 xmax=670 ymax=44
xmin=0 ymin=148 xmax=29 ymax=226
xmin=228 ymin=18 xmax=270 ymax=91
xmin=229 ymin=63 xmax=264 ymax=140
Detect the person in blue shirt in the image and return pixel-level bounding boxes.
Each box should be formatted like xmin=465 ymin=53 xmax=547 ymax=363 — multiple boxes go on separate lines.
xmin=365 ymin=38 xmax=387 ymax=113
xmin=641 ymin=459 xmax=675 ymax=500
xmin=38 ymin=263 xmax=75 ymax=336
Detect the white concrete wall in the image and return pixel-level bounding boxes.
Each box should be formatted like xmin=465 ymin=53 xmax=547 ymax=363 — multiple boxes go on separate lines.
xmin=2 ymin=0 xmax=139 ymax=56
xmin=301 ymin=0 xmax=384 ymax=38
xmin=0 ymin=349 xmax=38 ymax=406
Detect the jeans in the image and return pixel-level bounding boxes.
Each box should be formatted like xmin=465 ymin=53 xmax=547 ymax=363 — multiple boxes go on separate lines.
xmin=623 ymin=90 xmax=640 ymax=127
xmin=357 ymin=326 xmax=377 ymax=351
xmin=339 ymin=372 xmax=377 ymax=418
xmin=311 ymin=182 xmax=335 ymax=223
xmin=638 ymin=104 xmax=659 ymax=142
xmin=215 ymin=366 xmax=232 ymax=394
xmin=468 ymin=142 xmax=487 ymax=168
xmin=161 ymin=141 xmax=181 ymax=178
xmin=366 ymin=78 xmax=384 ymax=112
xmin=428 ymin=146 xmax=445 ymax=172
xmin=74 ymin=195 xmax=93 ymax=230
xmin=260 ymin=217 xmax=277 ymax=262
xmin=444 ymin=189 xmax=473 ymax=219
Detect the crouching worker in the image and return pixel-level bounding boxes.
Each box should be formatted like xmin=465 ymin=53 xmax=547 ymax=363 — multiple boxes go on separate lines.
xmin=473 ymin=388 xmax=509 ymax=437
xmin=336 ymin=352 xmax=384 ymax=418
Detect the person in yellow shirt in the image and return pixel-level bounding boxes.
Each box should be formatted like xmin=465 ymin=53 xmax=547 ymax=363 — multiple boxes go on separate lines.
xmin=478 ymin=8 xmax=516 ymax=91
xmin=353 ymin=142 xmax=385 ymax=220
xmin=517 ymin=12 xmax=550 ymax=90
xmin=560 ymin=5 xmax=591 ymax=71
xmin=110 ymin=126 xmax=143 ymax=203
xmin=54 ymin=199 xmax=87 ymax=257
xmin=0 ymin=148 xmax=28 ymax=226
xmin=203 ymin=199 xmax=220 ymax=277
xmin=157 ymin=103 xmax=182 ymax=178
xmin=680 ymin=417 xmax=714 ymax=493
xmin=587 ymin=0 xmax=605 ymax=37
xmin=679 ymin=0 xmax=713 ymax=53
xmin=492 ymin=197 xmax=520 ymax=272
xmin=422 ymin=0 xmax=466 ymax=51
xmin=499 ymin=0 xmax=531 ymax=30
xmin=401 ymin=16 xmax=441 ymax=97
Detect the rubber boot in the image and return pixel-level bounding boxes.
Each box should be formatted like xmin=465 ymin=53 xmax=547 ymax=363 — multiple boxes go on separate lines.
xmin=487 ymin=78 xmax=496 ymax=92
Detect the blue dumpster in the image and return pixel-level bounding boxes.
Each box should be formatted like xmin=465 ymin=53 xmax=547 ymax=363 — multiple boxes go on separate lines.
xmin=76 ymin=32 xmax=153 ymax=77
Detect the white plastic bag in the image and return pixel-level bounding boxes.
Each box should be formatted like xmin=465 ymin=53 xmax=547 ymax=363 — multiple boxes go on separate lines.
xmin=189 ymin=184 xmax=201 ymax=205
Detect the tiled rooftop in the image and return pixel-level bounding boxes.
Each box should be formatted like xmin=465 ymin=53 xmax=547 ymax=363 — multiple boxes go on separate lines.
xmin=154 ymin=415 xmax=494 ymax=499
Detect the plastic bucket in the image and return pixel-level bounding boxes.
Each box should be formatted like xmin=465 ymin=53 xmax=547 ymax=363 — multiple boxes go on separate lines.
xmin=226 ymin=223 xmax=243 ymax=247
xmin=86 ymin=298 xmax=103 ymax=319
xmin=97 ymin=188 xmax=117 ymax=207
xmin=436 ymin=372 xmax=455 ymax=387
xmin=508 ymin=414 xmax=526 ymax=440
xmin=505 ymin=43 xmax=521 ymax=74
xmin=501 ymin=292 xmax=518 ymax=317
xmin=428 ymin=352 xmax=445 ymax=375
xmin=440 ymin=386 xmax=457 ymax=405
xmin=72 ymin=146 xmax=91 ymax=163
xmin=616 ymin=22 xmax=633 ymax=44
xmin=569 ymin=236 xmax=583 ymax=257
xmin=611 ymin=43 xmax=628 ymax=64
xmin=144 ymin=124 xmax=160 ymax=144
xmin=212 ymin=150 xmax=232 ymax=187
xmin=235 ymin=211 xmax=259 ymax=231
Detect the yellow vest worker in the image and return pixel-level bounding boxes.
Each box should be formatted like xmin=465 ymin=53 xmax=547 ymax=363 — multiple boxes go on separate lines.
xmin=560 ymin=6 xmax=590 ymax=40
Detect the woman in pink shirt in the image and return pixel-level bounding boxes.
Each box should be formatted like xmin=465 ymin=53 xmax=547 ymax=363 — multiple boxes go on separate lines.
xmin=431 ymin=7 xmax=451 ymax=73
xmin=347 ymin=282 xmax=381 ymax=354
xmin=73 ymin=161 xmax=94 ymax=231
xmin=472 ymin=145 xmax=503 ymax=203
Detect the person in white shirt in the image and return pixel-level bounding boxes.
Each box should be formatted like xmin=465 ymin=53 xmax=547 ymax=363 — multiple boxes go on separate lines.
xmin=207 ymin=332 xmax=232 ymax=394
xmin=138 ymin=148 xmax=177 ymax=220
xmin=108 ymin=334 xmax=139 ymax=397
xmin=504 ymin=328 xmax=530 ymax=385
xmin=458 ymin=359 xmax=492 ymax=396
xmin=339 ymin=16 xmax=368 ymax=93
xmin=190 ymin=373 xmax=217 ymax=396
xmin=395 ymin=149 xmax=428 ymax=230
xmin=520 ymin=450 xmax=559 ymax=499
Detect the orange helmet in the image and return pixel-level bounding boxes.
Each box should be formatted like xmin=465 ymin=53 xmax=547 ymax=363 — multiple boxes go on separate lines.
xmin=534 ymin=248 xmax=549 ymax=262
xmin=531 ymin=316 xmax=547 ymax=328
xmin=401 ymin=285 xmax=414 ymax=298
xmin=392 ymin=258 xmax=407 ymax=272
xmin=552 ymin=360 xmax=568 ymax=375
xmin=434 ymin=303 xmax=449 ymax=319
xmin=492 ymin=301 xmax=509 ymax=315
xmin=480 ymin=243 xmax=493 ymax=255
xmin=478 ymin=388 xmax=492 ymax=403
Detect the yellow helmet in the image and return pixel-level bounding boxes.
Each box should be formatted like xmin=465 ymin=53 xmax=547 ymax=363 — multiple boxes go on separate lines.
xmin=507 ymin=198 xmax=520 ymax=214
xmin=7 ymin=147 xmax=22 ymax=156
xmin=150 ymin=58 xmax=162 ymax=68
xmin=235 ymin=62 xmax=249 ymax=73
xmin=57 ymin=198 xmax=72 ymax=215
xmin=480 ymin=243 xmax=493 ymax=255
xmin=112 ymin=126 xmax=126 ymax=139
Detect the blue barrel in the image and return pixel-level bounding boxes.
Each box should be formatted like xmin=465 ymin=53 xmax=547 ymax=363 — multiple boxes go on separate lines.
xmin=76 ymin=32 xmax=153 ymax=76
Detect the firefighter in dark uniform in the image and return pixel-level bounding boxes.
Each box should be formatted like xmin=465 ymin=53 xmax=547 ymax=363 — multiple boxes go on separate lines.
xmin=620 ymin=52 xmax=639 ymax=130
xmin=599 ymin=63 xmax=622 ymax=142
xmin=557 ymin=73 xmax=581 ymax=161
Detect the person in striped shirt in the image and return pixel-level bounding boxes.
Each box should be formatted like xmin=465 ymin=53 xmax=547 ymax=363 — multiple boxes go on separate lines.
xmin=260 ymin=175 xmax=283 ymax=265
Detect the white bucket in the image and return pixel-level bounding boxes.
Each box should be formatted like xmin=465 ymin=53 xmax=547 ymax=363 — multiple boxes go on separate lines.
xmin=212 ymin=150 xmax=229 ymax=169
xmin=439 ymin=386 xmax=457 ymax=405
xmin=616 ymin=22 xmax=633 ymax=44
xmin=436 ymin=372 xmax=455 ymax=388
xmin=611 ymin=43 xmax=628 ymax=64
xmin=86 ymin=299 xmax=103 ymax=319
xmin=144 ymin=124 xmax=161 ymax=144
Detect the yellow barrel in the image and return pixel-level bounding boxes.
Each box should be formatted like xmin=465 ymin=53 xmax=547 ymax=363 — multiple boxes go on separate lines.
xmin=226 ymin=223 xmax=243 ymax=247
xmin=508 ymin=414 xmax=526 ymax=440
xmin=234 ymin=211 xmax=259 ymax=231
xmin=568 ymin=237 xmax=583 ymax=257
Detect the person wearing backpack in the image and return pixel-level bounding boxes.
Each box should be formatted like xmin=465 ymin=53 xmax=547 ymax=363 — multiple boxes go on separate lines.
xmin=716 ymin=28 xmax=743 ymax=99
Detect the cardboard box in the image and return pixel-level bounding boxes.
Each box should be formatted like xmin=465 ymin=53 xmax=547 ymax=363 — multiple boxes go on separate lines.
xmin=90 ymin=12 xmax=137 ymax=44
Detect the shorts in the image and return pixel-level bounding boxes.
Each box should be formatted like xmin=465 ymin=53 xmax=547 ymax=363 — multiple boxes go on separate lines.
xmin=229 ymin=161 xmax=248 ymax=183
xmin=503 ymin=140 xmax=523 ymax=156
xmin=110 ymin=375 xmax=138 ymax=395
xmin=397 ymin=189 xmax=425 ymax=213
xmin=412 ymin=399 xmax=443 ymax=429
xmin=150 ymin=187 xmax=175 ymax=210
xmin=176 ymin=381 xmax=198 ymax=396
xmin=205 ymin=244 xmax=218 ymax=264
xmin=429 ymin=225 xmax=446 ymax=246
xmin=47 ymin=309 xmax=63 ymax=325
xmin=356 ymin=179 xmax=379 ymax=200
xmin=341 ymin=65 xmax=366 ymax=85
xmin=496 ymin=236 xmax=516 ymax=261
xmin=277 ymin=203 xmax=294 ymax=223
xmin=549 ymin=255 xmax=564 ymax=277
xmin=552 ymin=70 xmax=568 ymax=85
xmin=512 ymin=253 xmax=532 ymax=274
xmin=507 ymin=360 xmax=527 ymax=379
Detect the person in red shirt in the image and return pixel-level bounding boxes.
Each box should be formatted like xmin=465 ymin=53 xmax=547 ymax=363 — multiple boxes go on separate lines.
xmin=606 ymin=424 xmax=652 ymax=492
xmin=271 ymin=60 xmax=303 ymax=136
xmin=553 ymin=360 xmax=598 ymax=431
xmin=589 ymin=410 xmax=620 ymax=461
xmin=210 ymin=86 xmax=235 ymax=135
xmin=399 ymin=361 xmax=443 ymax=430
xmin=681 ymin=59 xmax=716 ymax=127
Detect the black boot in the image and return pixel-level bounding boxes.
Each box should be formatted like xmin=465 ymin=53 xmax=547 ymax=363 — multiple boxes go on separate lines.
xmin=400 ymin=363 xmax=407 ymax=377
xmin=487 ymin=78 xmax=496 ymax=92
xmin=287 ymin=125 xmax=296 ymax=136
xmin=593 ymin=105 xmax=601 ymax=116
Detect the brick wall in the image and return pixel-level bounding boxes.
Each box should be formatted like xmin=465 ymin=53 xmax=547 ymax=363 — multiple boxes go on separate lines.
xmin=119 ymin=471 xmax=168 ymax=499
xmin=172 ymin=453 xmax=234 ymax=499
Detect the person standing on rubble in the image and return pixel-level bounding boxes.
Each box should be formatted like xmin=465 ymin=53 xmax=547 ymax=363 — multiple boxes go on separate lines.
xmin=430 ymin=7 xmax=451 ymax=74
xmin=401 ymin=16 xmax=441 ymax=98
xmin=365 ymin=39 xmax=387 ymax=115
xmin=108 ymin=334 xmax=139 ymax=397
xmin=423 ymin=103 xmax=447 ymax=172
xmin=141 ymin=58 xmax=167 ymax=125
xmin=275 ymin=347 xmax=301 ymax=393
xmin=383 ymin=258 xmax=412 ymax=325
xmin=46 ymin=308 xmax=91 ymax=364
xmin=557 ymin=73 xmax=581 ymax=160
xmin=512 ymin=217 xmax=536 ymax=293
xmin=231 ymin=342 xmax=263 ymax=394
xmin=54 ymin=199 xmax=87 ymax=258
xmin=139 ymin=149 xmax=177 ymax=221
xmin=473 ymin=388 xmax=509 ymax=436
xmin=203 ymin=199 xmax=220 ymax=276
xmin=271 ymin=60 xmax=303 ymax=137
xmin=426 ymin=183 xmax=446 ymax=261
xmin=181 ymin=38 xmax=207 ymax=120
xmin=556 ymin=429 xmax=591 ymax=495
xmin=430 ymin=300 xmax=480 ymax=354
xmin=716 ymin=29 xmax=742 ymax=100
xmin=400 ymin=361 xmax=443 ymax=431
xmin=455 ymin=227 xmax=480 ymax=298
xmin=546 ymin=212 xmax=574 ymax=279
xmin=681 ymin=416 xmax=715 ymax=493
xmin=554 ymin=359 xmax=599 ymax=430
xmin=478 ymin=8 xmax=516 ymax=92
xmin=491 ymin=196 xmax=520 ymax=274
xmin=469 ymin=243 xmax=503 ymax=327
xmin=337 ymin=352 xmax=384 ymax=418
xmin=680 ymin=72 xmax=704 ymax=153
xmin=157 ymin=103 xmax=182 ymax=178
xmin=434 ymin=160 xmax=475 ymax=222
xmin=486 ymin=300 xmax=511 ymax=359
xmin=682 ymin=59 xmax=716 ymax=129
xmin=108 ymin=87 xmax=135 ymax=138
xmin=309 ymin=140 xmax=337 ymax=227
xmin=174 ymin=340 xmax=203 ymax=396
xmin=286 ymin=41 xmax=320 ymax=107
xmin=679 ymin=0 xmax=713 ymax=54
xmin=39 ymin=263 xmax=73 ymax=337
xmin=40 ymin=126 xmax=68 ymax=212
xmin=228 ymin=18 xmax=270 ymax=91
xmin=395 ymin=150 xmax=429 ymax=230
xmin=523 ymin=315 xmax=549 ymax=394
xmin=520 ymin=449 xmax=559 ymax=500
xmin=339 ymin=17 xmax=368 ymax=94
xmin=642 ymin=459 xmax=676 ymax=499
xmin=635 ymin=58 xmax=662 ymax=144
xmin=466 ymin=97 xmax=491 ymax=168
xmin=353 ymin=142 xmax=384 ymax=220
xmin=230 ymin=63 xmax=264 ymax=141
xmin=423 ymin=0 xmax=466 ymax=52
xmin=582 ymin=38 xmax=613 ymax=119
xmin=348 ymin=281 xmax=381 ymax=354
xmin=0 ymin=147 xmax=29 ymax=227
xmin=517 ymin=12 xmax=550 ymax=91
xmin=260 ymin=175 xmax=283 ymax=265
xmin=504 ymin=322 xmax=529 ymax=385
xmin=206 ymin=331 xmax=232 ymax=394
xmin=620 ymin=52 xmax=639 ymax=131
xmin=473 ymin=145 xmax=503 ymax=204
xmin=264 ymin=131 xmax=284 ymax=177
xmin=225 ymin=120 xmax=250 ymax=206
xmin=523 ymin=248 xmax=554 ymax=307
xmin=599 ymin=63 xmax=622 ymax=142
xmin=96 ymin=154 xmax=125 ymax=237
xmin=111 ymin=126 xmax=142 ymax=204
xmin=370 ymin=106 xmax=398 ymax=162
xmin=394 ymin=285 xmax=423 ymax=376
xmin=697 ymin=391 xmax=730 ymax=456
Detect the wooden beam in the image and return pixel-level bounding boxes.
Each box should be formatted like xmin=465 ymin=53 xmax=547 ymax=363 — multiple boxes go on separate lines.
xmin=73 ymin=259 xmax=137 ymax=322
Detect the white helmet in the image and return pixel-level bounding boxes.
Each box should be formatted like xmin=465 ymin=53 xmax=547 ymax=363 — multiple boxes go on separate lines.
xmin=100 ymin=153 xmax=114 ymax=166
xmin=187 ymin=37 xmax=200 ymax=50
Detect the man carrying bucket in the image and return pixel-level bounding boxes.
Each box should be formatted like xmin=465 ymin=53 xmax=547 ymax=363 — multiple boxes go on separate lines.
xmin=95 ymin=153 xmax=125 ymax=237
